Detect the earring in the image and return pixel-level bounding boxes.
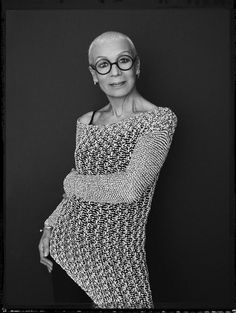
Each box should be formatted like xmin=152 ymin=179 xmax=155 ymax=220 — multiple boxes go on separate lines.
xmin=136 ymin=71 xmax=140 ymax=79
xmin=94 ymin=81 xmax=98 ymax=85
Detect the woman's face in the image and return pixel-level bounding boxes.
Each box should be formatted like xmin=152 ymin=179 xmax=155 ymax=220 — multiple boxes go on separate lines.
xmin=89 ymin=38 xmax=139 ymax=98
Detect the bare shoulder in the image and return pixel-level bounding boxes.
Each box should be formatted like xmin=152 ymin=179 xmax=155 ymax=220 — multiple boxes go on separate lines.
xmin=145 ymin=101 xmax=175 ymax=113
xmin=140 ymin=101 xmax=160 ymax=112
xmin=143 ymin=102 xmax=170 ymax=113
xmin=77 ymin=111 xmax=94 ymax=125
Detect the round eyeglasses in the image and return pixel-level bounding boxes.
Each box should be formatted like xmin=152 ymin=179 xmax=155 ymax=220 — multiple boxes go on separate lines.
xmin=90 ymin=55 xmax=137 ymax=75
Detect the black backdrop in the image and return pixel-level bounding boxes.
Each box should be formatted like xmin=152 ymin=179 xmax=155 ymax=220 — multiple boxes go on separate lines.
xmin=5 ymin=5 xmax=234 ymax=309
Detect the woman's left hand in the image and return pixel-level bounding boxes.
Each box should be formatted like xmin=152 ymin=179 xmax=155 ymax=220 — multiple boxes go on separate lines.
xmin=38 ymin=228 xmax=53 ymax=273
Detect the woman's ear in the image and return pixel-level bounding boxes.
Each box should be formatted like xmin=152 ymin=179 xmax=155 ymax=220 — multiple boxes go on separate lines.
xmin=88 ymin=66 xmax=98 ymax=85
xmin=135 ymin=56 xmax=141 ymax=77
xmin=135 ymin=56 xmax=140 ymax=74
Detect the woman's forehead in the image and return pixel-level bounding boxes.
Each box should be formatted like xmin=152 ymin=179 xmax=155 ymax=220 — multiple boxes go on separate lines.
xmin=91 ymin=38 xmax=132 ymax=60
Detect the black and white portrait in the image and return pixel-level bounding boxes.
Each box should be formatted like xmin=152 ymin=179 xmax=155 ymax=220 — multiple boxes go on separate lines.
xmin=3 ymin=0 xmax=234 ymax=310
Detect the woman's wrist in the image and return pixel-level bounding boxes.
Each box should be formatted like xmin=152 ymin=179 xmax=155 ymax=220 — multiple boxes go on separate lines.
xmin=40 ymin=225 xmax=53 ymax=233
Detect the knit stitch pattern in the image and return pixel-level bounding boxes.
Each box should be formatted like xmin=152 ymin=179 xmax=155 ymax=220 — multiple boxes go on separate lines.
xmin=44 ymin=106 xmax=177 ymax=309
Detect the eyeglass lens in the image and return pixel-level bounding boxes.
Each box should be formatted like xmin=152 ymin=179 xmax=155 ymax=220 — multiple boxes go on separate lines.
xmin=95 ymin=55 xmax=134 ymax=74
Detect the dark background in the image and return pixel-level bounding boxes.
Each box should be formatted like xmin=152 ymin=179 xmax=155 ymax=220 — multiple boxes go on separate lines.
xmin=5 ymin=7 xmax=234 ymax=309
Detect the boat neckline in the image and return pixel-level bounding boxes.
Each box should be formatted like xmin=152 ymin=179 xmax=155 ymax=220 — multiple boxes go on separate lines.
xmin=77 ymin=107 xmax=162 ymax=128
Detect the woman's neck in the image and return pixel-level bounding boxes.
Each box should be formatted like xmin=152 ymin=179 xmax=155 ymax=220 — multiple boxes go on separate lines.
xmin=107 ymin=88 xmax=143 ymax=118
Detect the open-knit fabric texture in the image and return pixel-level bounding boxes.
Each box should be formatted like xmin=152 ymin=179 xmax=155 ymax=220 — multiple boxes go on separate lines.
xmin=44 ymin=106 xmax=178 ymax=309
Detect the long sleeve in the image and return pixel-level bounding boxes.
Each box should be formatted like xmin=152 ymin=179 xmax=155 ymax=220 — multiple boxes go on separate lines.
xmin=69 ymin=109 xmax=177 ymax=204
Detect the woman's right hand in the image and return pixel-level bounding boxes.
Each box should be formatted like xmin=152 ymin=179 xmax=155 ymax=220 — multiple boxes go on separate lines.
xmin=38 ymin=228 xmax=53 ymax=273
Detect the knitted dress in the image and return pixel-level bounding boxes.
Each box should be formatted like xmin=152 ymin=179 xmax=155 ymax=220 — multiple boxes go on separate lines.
xmin=44 ymin=106 xmax=177 ymax=309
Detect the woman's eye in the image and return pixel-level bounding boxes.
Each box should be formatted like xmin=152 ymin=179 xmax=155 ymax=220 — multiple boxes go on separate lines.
xmin=97 ymin=61 xmax=109 ymax=68
xmin=119 ymin=57 xmax=131 ymax=63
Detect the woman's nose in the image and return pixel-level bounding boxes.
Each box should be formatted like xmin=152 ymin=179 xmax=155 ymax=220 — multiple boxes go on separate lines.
xmin=110 ymin=63 xmax=121 ymax=76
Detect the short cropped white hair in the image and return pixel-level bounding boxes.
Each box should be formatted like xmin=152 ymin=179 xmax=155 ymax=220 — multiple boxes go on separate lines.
xmin=88 ymin=31 xmax=137 ymax=64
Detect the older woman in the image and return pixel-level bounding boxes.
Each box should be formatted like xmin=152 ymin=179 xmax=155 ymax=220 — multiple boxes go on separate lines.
xmin=38 ymin=31 xmax=177 ymax=309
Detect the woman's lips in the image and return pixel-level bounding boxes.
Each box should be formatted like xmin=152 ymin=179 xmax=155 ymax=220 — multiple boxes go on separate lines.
xmin=110 ymin=81 xmax=126 ymax=87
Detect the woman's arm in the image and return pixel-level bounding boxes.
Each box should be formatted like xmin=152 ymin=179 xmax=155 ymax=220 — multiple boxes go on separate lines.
xmin=44 ymin=108 xmax=177 ymax=227
xmin=70 ymin=109 xmax=178 ymax=204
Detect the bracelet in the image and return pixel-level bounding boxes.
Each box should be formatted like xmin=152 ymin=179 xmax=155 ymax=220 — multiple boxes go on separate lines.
xmin=40 ymin=226 xmax=53 ymax=232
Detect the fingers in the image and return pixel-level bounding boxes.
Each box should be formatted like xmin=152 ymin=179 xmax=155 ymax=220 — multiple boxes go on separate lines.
xmin=40 ymin=258 xmax=53 ymax=273
xmin=43 ymin=243 xmax=49 ymax=257
xmin=40 ymin=257 xmax=53 ymax=268
xmin=39 ymin=235 xmax=53 ymax=273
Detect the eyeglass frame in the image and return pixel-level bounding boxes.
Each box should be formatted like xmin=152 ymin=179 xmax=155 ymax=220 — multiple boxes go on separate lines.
xmin=89 ymin=54 xmax=138 ymax=75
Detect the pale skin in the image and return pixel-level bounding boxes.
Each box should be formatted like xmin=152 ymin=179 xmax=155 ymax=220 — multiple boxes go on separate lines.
xmin=38 ymin=227 xmax=53 ymax=273
xmin=38 ymin=193 xmax=67 ymax=273
xmin=39 ymin=36 xmax=158 ymax=273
